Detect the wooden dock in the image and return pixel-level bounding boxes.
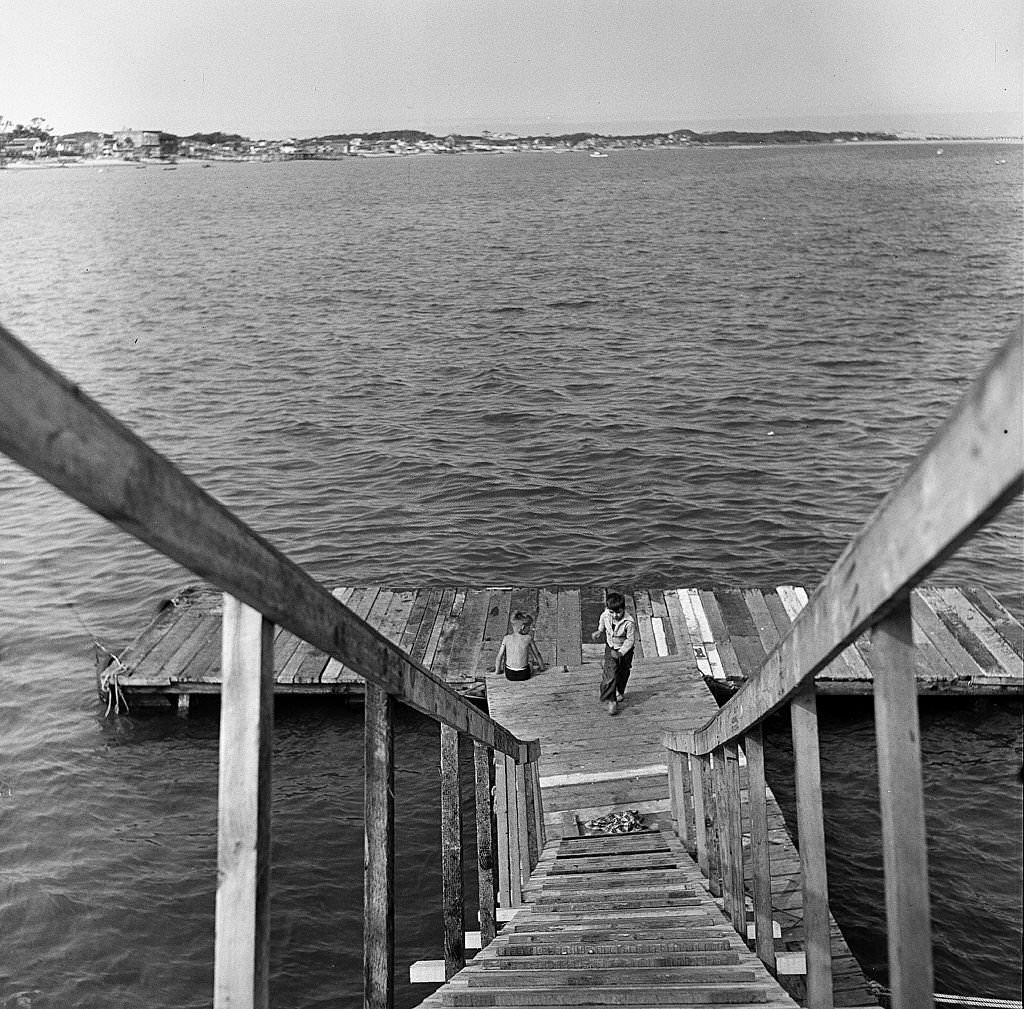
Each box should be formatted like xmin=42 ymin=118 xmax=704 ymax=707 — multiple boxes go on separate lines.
xmin=107 ymin=583 xmax=1023 ymax=708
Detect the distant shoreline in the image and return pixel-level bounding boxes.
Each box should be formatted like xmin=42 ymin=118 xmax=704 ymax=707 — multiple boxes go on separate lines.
xmin=1 ymin=135 xmax=1019 ymax=172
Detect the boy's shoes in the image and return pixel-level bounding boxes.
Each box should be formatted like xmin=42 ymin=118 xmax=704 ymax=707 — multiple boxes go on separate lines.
xmin=606 ymin=700 xmax=618 ymax=716
xmin=615 ymin=692 xmax=625 ymax=702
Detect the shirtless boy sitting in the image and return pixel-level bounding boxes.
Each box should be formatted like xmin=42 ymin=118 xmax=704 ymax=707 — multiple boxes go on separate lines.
xmin=495 ymin=611 xmax=546 ymax=681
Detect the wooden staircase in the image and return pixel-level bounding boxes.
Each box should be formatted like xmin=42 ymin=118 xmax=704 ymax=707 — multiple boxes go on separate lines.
xmin=417 ymin=827 xmax=799 ymax=1008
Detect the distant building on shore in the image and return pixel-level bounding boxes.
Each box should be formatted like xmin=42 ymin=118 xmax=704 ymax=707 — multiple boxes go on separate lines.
xmin=112 ymin=130 xmax=179 ymax=159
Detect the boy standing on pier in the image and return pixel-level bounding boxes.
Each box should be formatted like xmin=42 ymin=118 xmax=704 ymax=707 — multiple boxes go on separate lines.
xmin=591 ymin=592 xmax=636 ymax=715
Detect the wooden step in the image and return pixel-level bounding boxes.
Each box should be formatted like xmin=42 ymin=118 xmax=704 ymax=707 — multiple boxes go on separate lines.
xmin=462 ymin=965 xmax=759 ymax=986
xmin=484 ymin=951 xmax=742 ymax=968
xmin=498 ymin=933 xmax=736 ymax=951
xmin=440 ymin=984 xmax=772 ymax=1005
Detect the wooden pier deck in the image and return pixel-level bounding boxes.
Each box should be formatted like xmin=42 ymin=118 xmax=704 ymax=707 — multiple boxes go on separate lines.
xmin=485 ymin=647 xmax=878 ymax=1006
xmin=108 ymin=583 xmax=1023 ymax=707
xmin=414 ymin=828 xmax=803 ymax=1009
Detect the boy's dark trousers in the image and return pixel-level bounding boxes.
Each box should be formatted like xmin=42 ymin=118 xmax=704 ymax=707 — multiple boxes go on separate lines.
xmin=599 ymin=647 xmax=633 ymax=702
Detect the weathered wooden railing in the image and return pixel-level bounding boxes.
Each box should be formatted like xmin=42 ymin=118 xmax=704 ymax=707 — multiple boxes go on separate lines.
xmin=664 ymin=325 xmax=1022 ymax=1009
xmin=0 ymin=322 xmax=544 ymax=1008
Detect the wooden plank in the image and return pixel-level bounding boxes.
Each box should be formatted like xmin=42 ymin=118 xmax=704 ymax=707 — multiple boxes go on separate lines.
xmin=677 ymin=589 xmax=722 ymax=678
xmin=479 ymin=589 xmax=513 ymax=675
xmin=633 ymin=591 xmax=659 ymax=659
xmin=473 ymin=741 xmax=497 ymax=947
xmin=118 ymin=602 xmax=185 ymax=675
xmin=400 ymin=588 xmax=432 ymax=653
xmin=515 ymin=760 xmax=531 ymax=880
xmin=910 ymin=591 xmax=988 ymax=681
xmin=698 ymin=753 xmax=720 ymax=895
xmin=446 ymin=588 xmax=491 ymax=677
xmin=664 ymin=589 xmax=701 ymax=669
xmin=364 ymin=683 xmax=395 ymax=1009
xmin=161 ymin=613 xmax=221 ymax=682
xmin=504 ymin=753 xmax=523 ymax=906
xmin=409 ymin=588 xmax=446 ymax=665
xmin=509 ymin=586 xmax=539 ymax=626
xmin=790 ymin=684 xmax=833 ymax=1008
xmin=721 ymin=743 xmax=746 ymax=934
xmin=440 ymin=725 xmax=465 ymax=979
xmin=494 ymin=754 xmax=511 ymax=909
xmin=556 ymin=589 xmax=583 ymax=667
xmin=528 ymin=758 xmax=546 ymax=860
xmin=667 ymin=750 xmax=689 ymax=849
xmin=535 ymin=589 xmax=561 ymax=668
xmin=648 ymin=592 xmax=677 ymax=657
xmin=697 ymin=590 xmax=744 ymax=680
xmin=423 ymin=588 xmax=458 ymax=671
xmin=137 ymin=608 xmax=212 ymax=682
xmin=870 ymin=600 xmax=933 ymax=1009
xmin=692 ymin=327 xmax=1022 ymax=752
xmin=179 ymin=611 xmax=228 ymax=682
xmin=962 ymin=586 xmax=1024 ymax=659
xmin=376 ymin=589 xmax=418 ymax=647
xmin=432 ymin=589 xmax=468 ymax=679
xmin=922 ymin=585 xmax=1021 ymax=679
xmin=716 ymin=588 xmax=770 ymax=675
xmin=743 ymin=589 xmax=782 ymax=655
xmin=744 ymin=725 xmax=776 ymax=975
xmin=213 ymin=598 xmax=273 ymax=1009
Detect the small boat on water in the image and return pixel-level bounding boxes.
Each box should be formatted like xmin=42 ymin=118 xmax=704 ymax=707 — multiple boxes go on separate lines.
xmin=589 ymin=150 xmax=609 ymax=158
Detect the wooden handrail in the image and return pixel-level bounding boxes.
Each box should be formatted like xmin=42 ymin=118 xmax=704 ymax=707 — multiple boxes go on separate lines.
xmin=0 ymin=322 xmax=538 ymax=763
xmin=670 ymin=324 xmax=1022 ymax=756
xmin=662 ymin=326 xmax=1021 ymax=1009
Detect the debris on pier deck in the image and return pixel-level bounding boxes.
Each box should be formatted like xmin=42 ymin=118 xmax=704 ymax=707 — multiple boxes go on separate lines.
xmin=486 ymin=647 xmax=877 ymax=1006
xmin=413 ymin=828 xmax=803 ymax=1009
xmin=107 ymin=583 xmax=1023 ymax=707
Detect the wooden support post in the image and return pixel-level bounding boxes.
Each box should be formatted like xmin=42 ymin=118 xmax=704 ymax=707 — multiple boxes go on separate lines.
xmin=689 ymin=752 xmax=710 ymax=880
xmin=364 ymin=684 xmax=395 ymax=1009
xmin=745 ymin=724 xmax=776 ymax=974
xmin=712 ymin=749 xmax=736 ymax=919
xmin=514 ymin=761 xmax=531 ymax=879
xmin=791 ymin=683 xmax=833 ymax=1009
xmin=704 ymin=752 xmax=723 ymax=898
xmin=473 ymin=741 xmax=497 ymax=948
xmin=176 ymin=692 xmax=190 ymax=717
xmin=530 ymin=759 xmax=546 ymax=851
xmin=506 ymin=755 xmax=524 ymax=904
xmin=523 ymin=761 xmax=540 ymax=871
xmin=214 ymin=596 xmax=274 ymax=1009
xmin=723 ymin=742 xmax=746 ymax=935
xmin=871 ymin=598 xmax=934 ymax=1009
xmin=680 ymin=752 xmax=696 ymax=851
xmin=440 ymin=725 xmax=464 ymax=979
xmin=667 ymin=750 xmax=691 ymax=851
xmin=493 ymin=754 xmax=511 ymax=908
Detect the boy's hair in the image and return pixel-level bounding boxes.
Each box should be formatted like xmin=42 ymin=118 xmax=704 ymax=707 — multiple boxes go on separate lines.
xmin=510 ymin=610 xmax=530 ymax=630
xmin=605 ymin=592 xmax=625 ymax=612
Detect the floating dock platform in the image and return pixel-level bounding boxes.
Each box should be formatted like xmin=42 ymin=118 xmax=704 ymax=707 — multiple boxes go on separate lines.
xmin=105 ymin=583 xmax=1023 ymax=709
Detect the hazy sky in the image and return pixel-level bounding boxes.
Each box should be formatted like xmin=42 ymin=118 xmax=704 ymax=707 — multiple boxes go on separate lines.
xmin=3 ymin=0 xmax=1021 ymax=138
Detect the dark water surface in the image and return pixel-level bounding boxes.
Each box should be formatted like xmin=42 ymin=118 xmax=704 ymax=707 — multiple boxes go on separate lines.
xmin=1 ymin=144 xmax=1021 ymax=1007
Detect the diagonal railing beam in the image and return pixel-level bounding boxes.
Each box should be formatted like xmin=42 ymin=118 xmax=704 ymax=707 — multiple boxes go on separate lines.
xmin=0 ymin=322 xmax=538 ymax=762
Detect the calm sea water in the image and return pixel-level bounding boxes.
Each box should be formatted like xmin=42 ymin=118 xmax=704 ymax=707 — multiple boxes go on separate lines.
xmin=1 ymin=143 xmax=1021 ymax=1007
